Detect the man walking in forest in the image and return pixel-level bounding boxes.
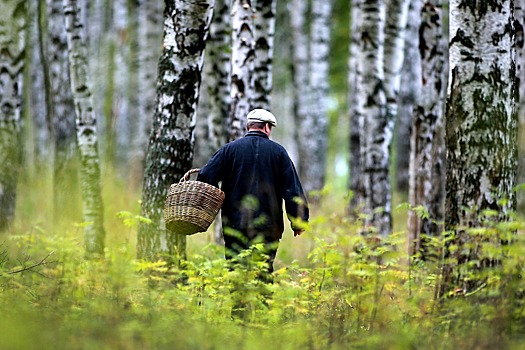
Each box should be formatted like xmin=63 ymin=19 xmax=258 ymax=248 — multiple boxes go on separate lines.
xmin=198 ymin=109 xmax=309 ymax=280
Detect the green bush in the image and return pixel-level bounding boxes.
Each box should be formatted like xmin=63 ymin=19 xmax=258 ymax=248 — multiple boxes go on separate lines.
xmin=2 ymin=176 xmax=525 ymax=349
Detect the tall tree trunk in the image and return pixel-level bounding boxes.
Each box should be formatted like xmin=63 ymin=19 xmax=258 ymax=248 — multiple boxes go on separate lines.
xmin=63 ymin=0 xmax=106 ymax=257
xmin=356 ymin=0 xmax=389 ymax=235
xmin=206 ymin=0 xmax=231 ymax=152
xmin=132 ymin=0 xmax=163 ymax=189
xmin=349 ymin=0 xmax=363 ymax=213
xmin=383 ymin=0 xmax=410 ymax=127
xmin=440 ymin=0 xmax=518 ymax=296
xmin=516 ymin=0 xmax=525 ymax=213
xmin=204 ymin=0 xmax=231 ymax=245
xmin=29 ymin=0 xmax=50 ymax=167
xmin=253 ymin=0 xmax=276 ymax=110
xmin=112 ymin=0 xmax=130 ymax=169
xmin=302 ymin=0 xmax=332 ymax=195
xmin=289 ymin=0 xmax=310 ymax=190
xmin=0 ymin=0 xmax=26 ymax=231
xmin=395 ymin=0 xmax=420 ymax=194
xmin=46 ymin=0 xmax=79 ymax=225
xmin=138 ymin=0 xmax=214 ymax=263
xmin=407 ymin=0 xmax=445 ymax=258
xmin=229 ymin=0 xmax=255 ymax=141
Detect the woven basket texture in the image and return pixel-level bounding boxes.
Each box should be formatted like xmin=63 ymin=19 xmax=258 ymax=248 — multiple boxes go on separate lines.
xmin=164 ymin=169 xmax=224 ymax=235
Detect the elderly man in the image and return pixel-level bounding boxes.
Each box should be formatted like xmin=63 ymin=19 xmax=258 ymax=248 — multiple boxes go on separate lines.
xmin=197 ymin=109 xmax=309 ymax=276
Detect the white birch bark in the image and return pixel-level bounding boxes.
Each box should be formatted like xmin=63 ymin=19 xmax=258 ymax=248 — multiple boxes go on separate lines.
xmin=138 ymin=0 xmax=214 ymax=262
xmin=349 ymin=0 xmax=363 ymax=212
xmin=395 ymin=0 xmax=421 ymax=193
xmin=46 ymin=0 xmax=78 ymax=224
xmin=0 ymin=0 xmax=25 ymax=231
xmin=383 ymin=0 xmax=410 ymax=123
xmin=407 ymin=0 xmax=445 ymax=257
xmin=229 ymin=0 xmax=255 ymax=141
xmin=132 ymin=0 xmax=163 ymax=187
xmin=356 ymin=0 xmax=389 ymax=235
xmin=205 ymin=0 xmax=231 ymax=152
xmin=516 ymin=0 xmax=525 ymax=212
xmin=204 ymin=0 xmax=231 ymax=245
xmin=63 ymin=0 xmax=106 ymax=257
xmin=441 ymin=0 xmax=518 ymax=295
xmin=289 ymin=0 xmax=309 ymax=185
xmin=303 ymin=0 xmax=333 ymax=194
xmin=113 ymin=0 xmax=130 ymax=167
xmin=253 ymin=0 xmax=276 ymax=110
xmin=30 ymin=0 xmax=50 ymax=165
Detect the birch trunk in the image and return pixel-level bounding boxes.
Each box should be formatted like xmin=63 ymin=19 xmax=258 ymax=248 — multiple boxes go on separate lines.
xmin=395 ymin=0 xmax=421 ymax=193
xmin=229 ymin=0 xmax=255 ymax=141
xmin=30 ymin=0 xmax=50 ymax=165
xmin=46 ymin=0 xmax=79 ymax=224
xmin=383 ymin=0 xmax=410 ymax=125
xmin=356 ymin=0 xmax=389 ymax=235
xmin=349 ymin=0 xmax=363 ymax=213
xmin=112 ymin=0 xmax=130 ymax=167
xmin=516 ymin=0 xmax=525 ymax=212
xmin=441 ymin=0 xmax=518 ymax=296
xmin=407 ymin=0 xmax=445 ymax=258
xmin=204 ymin=0 xmax=231 ymax=245
xmin=303 ymin=0 xmax=332 ymax=194
xmin=206 ymin=0 xmax=231 ymax=152
xmin=289 ymin=0 xmax=309 ymax=186
xmin=132 ymin=0 xmax=163 ymax=188
xmin=0 ymin=0 xmax=25 ymax=231
xmin=138 ymin=0 xmax=214 ymax=263
xmin=63 ymin=0 xmax=106 ymax=257
xmin=253 ymin=0 xmax=276 ymax=110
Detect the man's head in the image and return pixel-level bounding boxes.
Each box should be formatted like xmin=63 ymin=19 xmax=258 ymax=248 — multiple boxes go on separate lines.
xmin=247 ymin=109 xmax=277 ymax=127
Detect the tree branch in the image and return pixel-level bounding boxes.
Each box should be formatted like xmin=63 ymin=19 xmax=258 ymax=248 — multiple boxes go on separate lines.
xmin=5 ymin=251 xmax=57 ymax=275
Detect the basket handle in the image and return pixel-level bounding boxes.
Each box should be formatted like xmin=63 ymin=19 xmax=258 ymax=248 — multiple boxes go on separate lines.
xmin=180 ymin=168 xmax=201 ymax=183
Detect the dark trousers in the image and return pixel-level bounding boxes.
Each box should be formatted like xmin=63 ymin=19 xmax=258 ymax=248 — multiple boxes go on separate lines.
xmin=223 ymin=227 xmax=278 ymax=277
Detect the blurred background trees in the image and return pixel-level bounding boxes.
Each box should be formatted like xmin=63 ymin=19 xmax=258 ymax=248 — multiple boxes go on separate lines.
xmin=0 ymin=0 xmax=523 ymax=272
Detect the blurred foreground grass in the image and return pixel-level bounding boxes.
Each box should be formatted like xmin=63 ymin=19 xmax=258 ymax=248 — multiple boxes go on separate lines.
xmin=2 ymin=168 xmax=525 ymax=349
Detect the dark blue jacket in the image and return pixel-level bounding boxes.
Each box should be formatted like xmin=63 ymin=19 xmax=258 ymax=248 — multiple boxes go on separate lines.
xmin=197 ymin=131 xmax=309 ymax=241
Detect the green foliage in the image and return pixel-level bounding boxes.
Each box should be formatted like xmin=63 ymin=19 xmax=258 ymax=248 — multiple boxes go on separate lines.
xmin=3 ymin=172 xmax=525 ymax=349
xmin=2 ymin=205 xmax=525 ymax=349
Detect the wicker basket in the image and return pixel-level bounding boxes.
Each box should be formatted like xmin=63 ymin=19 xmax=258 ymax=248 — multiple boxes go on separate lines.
xmin=164 ymin=168 xmax=225 ymax=235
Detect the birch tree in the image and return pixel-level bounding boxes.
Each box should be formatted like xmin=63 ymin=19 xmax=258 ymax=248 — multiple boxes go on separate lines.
xmin=349 ymin=0 xmax=363 ymax=212
xmin=383 ymin=0 xmax=410 ymax=128
xmin=0 ymin=0 xmax=25 ymax=231
xmin=30 ymin=0 xmax=50 ymax=165
xmin=395 ymin=0 xmax=421 ymax=193
xmin=355 ymin=0 xmax=389 ymax=235
xmin=440 ymin=0 xmax=518 ymax=296
xmin=45 ymin=0 xmax=78 ymax=224
xmin=229 ymin=0 xmax=255 ymax=141
xmin=253 ymin=0 xmax=276 ymax=110
xmin=290 ymin=0 xmax=309 ymax=174
xmin=407 ymin=0 xmax=445 ymax=258
xmin=303 ymin=0 xmax=333 ymax=195
xmin=138 ymin=0 xmax=214 ymax=262
xmin=516 ymin=0 xmax=525 ymax=212
xmin=113 ymin=0 xmax=131 ymax=168
xmin=351 ymin=0 xmax=410 ymax=235
xmin=63 ymin=0 xmax=106 ymax=257
xmin=205 ymin=0 xmax=231 ymax=152
xmin=203 ymin=0 xmax=231 ymax=245
xmin=132 ymin=0 xmax=163 ymax=187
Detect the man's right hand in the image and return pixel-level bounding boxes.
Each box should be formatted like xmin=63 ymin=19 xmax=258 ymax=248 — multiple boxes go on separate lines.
xmin=293 ymin=229 xmax=305 ymax=237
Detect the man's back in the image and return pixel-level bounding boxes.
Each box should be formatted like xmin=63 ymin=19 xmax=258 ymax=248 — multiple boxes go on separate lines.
xmin=198 ymin=130 xmax=307 ymax=241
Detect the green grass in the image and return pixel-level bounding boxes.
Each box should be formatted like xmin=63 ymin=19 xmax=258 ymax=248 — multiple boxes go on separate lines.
xmin=2 ymin=168 xmax=525 ymax=349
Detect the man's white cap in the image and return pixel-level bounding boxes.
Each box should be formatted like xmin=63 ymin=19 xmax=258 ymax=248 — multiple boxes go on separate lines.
xmin=246 ymin=109 xmax=277 ymax=127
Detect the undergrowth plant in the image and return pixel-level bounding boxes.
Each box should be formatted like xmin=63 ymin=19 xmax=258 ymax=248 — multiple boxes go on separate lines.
xmin=1 ymin=191 xmax=525 ymax=349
